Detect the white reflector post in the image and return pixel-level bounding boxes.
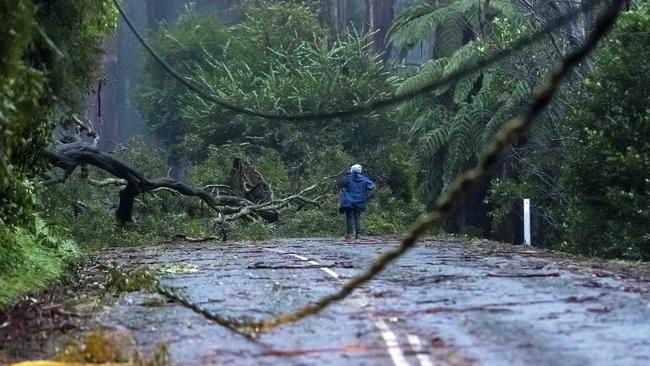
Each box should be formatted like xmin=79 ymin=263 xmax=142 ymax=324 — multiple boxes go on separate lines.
xmin=523 ymin=198 xmax=531 ymax=246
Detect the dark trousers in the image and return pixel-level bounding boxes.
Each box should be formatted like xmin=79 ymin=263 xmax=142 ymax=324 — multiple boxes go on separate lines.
xmin=344 ymin=208 xmax=362 ymax=236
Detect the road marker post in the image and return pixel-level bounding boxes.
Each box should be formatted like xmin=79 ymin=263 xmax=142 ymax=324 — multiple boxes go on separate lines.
xmin=523 ymin=198 xmax=531 ymax=246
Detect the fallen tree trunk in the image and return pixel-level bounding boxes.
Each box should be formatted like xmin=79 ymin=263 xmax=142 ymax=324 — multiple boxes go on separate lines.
xmin=44 ymin=130 xmax=326 ymax=231
xmin=46 ymin=133 xmax=225 ymax=223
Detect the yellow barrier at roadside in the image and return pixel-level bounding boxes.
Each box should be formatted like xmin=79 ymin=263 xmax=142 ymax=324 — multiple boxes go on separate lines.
xmin=11 ymin=362 xmax=132 ymax=366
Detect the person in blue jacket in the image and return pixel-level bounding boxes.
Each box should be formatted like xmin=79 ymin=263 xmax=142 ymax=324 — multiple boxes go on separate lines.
xmin=339 ymin=164 xmax=375 ymax=240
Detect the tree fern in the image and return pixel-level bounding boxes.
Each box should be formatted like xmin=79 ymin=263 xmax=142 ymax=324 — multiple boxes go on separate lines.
xmin=388 ymin=1 xmax=458 ymax=48
xmin=396 ymin=58 xmax=449 ymax=96
xmin=393 ymin=0 xmax=541 ymax=205
xmin=389 ymin=0 xmax=513 ymax=52
xmin=418 ymin=127 xmax=449 ymax=160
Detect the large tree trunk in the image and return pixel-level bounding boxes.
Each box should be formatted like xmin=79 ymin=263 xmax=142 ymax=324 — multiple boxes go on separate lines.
xmin=116 ymin=183 xmax=139 ymax=222
xmin=230 ymin=157 xmax=272 ymax=203
xmin=365 ymin=0 xmax=394 ymax=57
xmin=333 ymin=0 xmax=349 ymax=39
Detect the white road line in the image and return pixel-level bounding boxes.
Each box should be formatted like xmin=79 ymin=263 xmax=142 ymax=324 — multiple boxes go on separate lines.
xmin=263 ymin=245 xmax=410 ymax=366
xmin=407 ymin=334 xmax=434 ymax=366
xmin=375 ymin=319 xmax=411 ymax=366
xmin=320 ymin=267 xmax=340 ymax=279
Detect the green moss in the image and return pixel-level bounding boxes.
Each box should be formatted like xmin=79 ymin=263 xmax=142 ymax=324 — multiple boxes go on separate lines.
xmin=63 ymin=294 xmax=110 ymax=313
xmin=57 ymin=329 xmax=172 ymax=365
xmin=107 ymin=267 xmax=158 ymax=292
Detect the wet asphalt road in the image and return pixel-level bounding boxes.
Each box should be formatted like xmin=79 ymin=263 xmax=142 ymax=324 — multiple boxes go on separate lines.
xmin=94 ymin=237 xmax=650 ymax=366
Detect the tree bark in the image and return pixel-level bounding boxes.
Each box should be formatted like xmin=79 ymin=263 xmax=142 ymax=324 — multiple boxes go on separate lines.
xmin=365 ymin=0 xmax=394 ymax=58
xmin=117 ymin=183 xmax=138 ymax=222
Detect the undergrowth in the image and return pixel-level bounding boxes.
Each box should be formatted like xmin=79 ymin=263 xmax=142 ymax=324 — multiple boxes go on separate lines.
xmin=0 ymin=218 xmax=80 ymax=306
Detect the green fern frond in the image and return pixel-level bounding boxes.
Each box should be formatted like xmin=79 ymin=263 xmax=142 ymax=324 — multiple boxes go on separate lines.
xmin=435 ymin=17 xmax=466 ymax=57
xmin=389 ymin=1 xmax=460 ymax=48
xmin=443 ymin=41 xmax=482 ymax=75
xmin=481 ymin=102 xmax=513 ymax=147
xmin=418 ymin=127 xmax=449 ymax=160
xmin=511 ymin=79 xmax=531 ymax=99
xmin=408 ymin=106 xmax=448 ymax=137
xmin=398 ymin=95 xmax=429 ymax=117
xmin=453 ymin=72 xmax=481 ymax=103
xmin=442 ymin=139 xmax=467 ymax=187
xmin=396 ymin=58 xmax=449 ymax=96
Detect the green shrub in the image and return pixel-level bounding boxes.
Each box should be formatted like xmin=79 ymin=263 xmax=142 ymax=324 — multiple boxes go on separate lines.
xmin=561 ymin=6 xmax=650 ymax=260
xmin=364 ymin=187 xmax=424 ymax=235
xmin=231 ymin=220 xmax=273 ymax=241
xmin=0 ymin=218 xmax=80 ymax=306
xmin=274 ymin=199 xmax=342 ymax=238
xmin=256 ymin=150 xmax=291 ymax=195
xmin=117 ymin=139 xmax=168 ymax=178
xmin=371 ymin=143 xmax=418 ymax=203
xmin=189 ymin=145 xmax=242 ymax=187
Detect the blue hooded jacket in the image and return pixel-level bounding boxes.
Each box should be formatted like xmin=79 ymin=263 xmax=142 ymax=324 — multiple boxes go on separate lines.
xmin=339 ymin=172 xmax=376 ymax=211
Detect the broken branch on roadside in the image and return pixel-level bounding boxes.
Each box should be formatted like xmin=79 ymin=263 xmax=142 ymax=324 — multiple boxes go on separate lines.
xmin=43 ymin=130 xmax=331 ymax=239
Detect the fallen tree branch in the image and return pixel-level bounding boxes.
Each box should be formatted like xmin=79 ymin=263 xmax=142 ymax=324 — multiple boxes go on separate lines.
xmin=218 ymin=180 xmax=328 ymax=222
xmin=203 ymin=183 xmax=234 ymax=192
xmin=86 ymin=177 xmax=127 ymax=187
xmin=45 ymin=135 xmax=225 ymax=224
xmin=44 ymin=133 xmax=332 ymax=235
xmin=167 ymin=234 xmax=222 ymax=242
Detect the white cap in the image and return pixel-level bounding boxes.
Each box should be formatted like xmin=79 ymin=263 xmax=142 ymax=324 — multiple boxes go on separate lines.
xmin=351 ymin=164 xmax=362 ymax=174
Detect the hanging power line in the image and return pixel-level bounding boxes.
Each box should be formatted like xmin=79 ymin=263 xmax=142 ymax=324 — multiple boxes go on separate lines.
xmin=112 ymin=0 xmax=603 ymax=121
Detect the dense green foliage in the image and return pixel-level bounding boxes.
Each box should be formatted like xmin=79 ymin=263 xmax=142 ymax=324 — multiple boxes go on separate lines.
xmin=392 ymin=0 xmax=542 ymax=233
xmin=1 ymin=0 xmax=116 ymax=227
xmin=135 ymin=1 xmax=422 ymax=237
xmin=140 ymin=2 xmax=397 ymax=166
xmin=1 ymin=0 xmax=46 ymax=229
xmin=561 ymin=6 xmax=650 ymax=260
xmin=0 ymin=0 xmax=116 ymax=305
xmin=0 ymin=219 xmax=79 ymax=305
